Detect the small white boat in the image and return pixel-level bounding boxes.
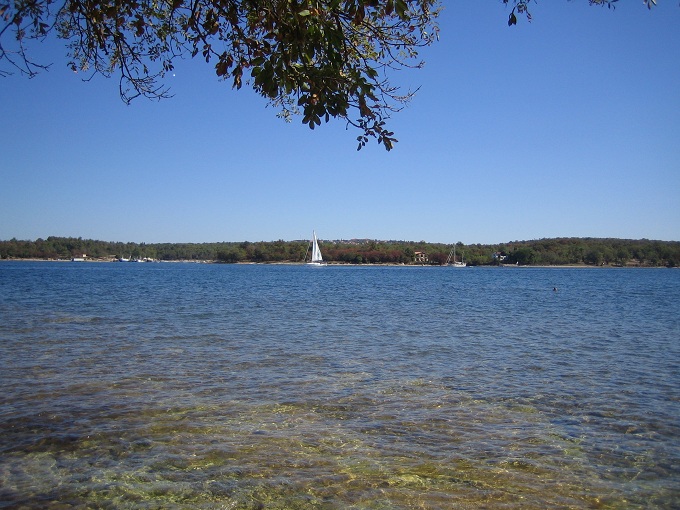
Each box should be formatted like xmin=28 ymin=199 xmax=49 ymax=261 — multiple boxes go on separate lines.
xmin=446 ymin=245 xmax=466 ymax=268
xmin=306 ymin=230 xmax=327 ymax=266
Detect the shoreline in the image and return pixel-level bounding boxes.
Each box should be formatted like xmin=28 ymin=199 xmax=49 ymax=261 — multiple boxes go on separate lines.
xmin=0 ymin=258 xmax=672 ymax=268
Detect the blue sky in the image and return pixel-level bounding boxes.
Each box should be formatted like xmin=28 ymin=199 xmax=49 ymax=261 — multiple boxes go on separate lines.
xmin=1 ymin=1 xmax=678 ymax=244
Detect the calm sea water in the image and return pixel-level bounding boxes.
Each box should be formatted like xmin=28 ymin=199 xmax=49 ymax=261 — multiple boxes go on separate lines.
xmin=0 ymin=262 xmax=678 ymax=509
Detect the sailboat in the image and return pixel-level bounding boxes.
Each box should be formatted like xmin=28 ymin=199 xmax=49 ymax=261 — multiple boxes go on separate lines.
xmin=445 ymin=245 xmax=466 ymax=268
xmin=306 ymin=230 xmax=327 ymax=266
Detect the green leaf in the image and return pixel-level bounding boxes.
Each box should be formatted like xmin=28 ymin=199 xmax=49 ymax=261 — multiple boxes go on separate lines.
xmin=216 ymin=60 xmax=228 ymax=77
xmin=395 ymin=0 xmax=408 ymax=19
xmin=365 ymin=67 xmax=378 ymax=80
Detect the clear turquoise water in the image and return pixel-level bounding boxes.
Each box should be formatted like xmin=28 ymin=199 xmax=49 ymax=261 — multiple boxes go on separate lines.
xmin=0 ymin=262 xmax=678 ymax=509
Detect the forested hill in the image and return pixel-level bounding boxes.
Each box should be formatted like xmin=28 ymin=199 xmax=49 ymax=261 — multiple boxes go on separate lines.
xmin=2 ymin=237 xmax=679 ymax=267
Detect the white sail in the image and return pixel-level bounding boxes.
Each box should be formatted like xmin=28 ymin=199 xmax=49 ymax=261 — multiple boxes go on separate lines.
xmin=308 ymin=230 xmax=326 ymax=265
xmin=312 ymin=234 xmax=322 ymax=262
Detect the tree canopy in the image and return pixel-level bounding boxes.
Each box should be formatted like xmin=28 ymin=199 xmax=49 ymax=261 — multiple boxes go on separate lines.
xmin=2 ymin=236 xmax=679 ymax=267
xmin=0 ymin=0 xmax=659 ymax=150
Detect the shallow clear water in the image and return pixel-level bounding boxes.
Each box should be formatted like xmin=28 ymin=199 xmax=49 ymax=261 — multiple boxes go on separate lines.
xmin=0 ymin=262 xmax=678 ymax=509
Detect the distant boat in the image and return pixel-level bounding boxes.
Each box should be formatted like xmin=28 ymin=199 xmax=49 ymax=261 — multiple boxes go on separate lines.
xmin=446 ymin=245 xmax=466 ymax=268
xmin=306 ymin=231 xmax=327 ymax=266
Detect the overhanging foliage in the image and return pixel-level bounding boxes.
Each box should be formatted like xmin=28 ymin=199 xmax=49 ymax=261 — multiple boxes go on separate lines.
xmin=0 ymin=1 xmax=660 ymax=149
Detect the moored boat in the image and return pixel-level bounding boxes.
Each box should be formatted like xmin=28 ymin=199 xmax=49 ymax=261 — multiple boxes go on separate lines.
xmin=306 ymin=231 xmax=327 ymax=266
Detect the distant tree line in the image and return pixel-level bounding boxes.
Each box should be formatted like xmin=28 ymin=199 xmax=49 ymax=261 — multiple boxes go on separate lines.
xmin=1 ymin=236 xmax=678 ymax=267
xmin=491 ymin=238 xmax=680 ymax=268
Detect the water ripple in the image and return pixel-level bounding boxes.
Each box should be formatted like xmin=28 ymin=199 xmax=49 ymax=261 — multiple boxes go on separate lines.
xmin=0 ymin=263 xmax=678 ymax=508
